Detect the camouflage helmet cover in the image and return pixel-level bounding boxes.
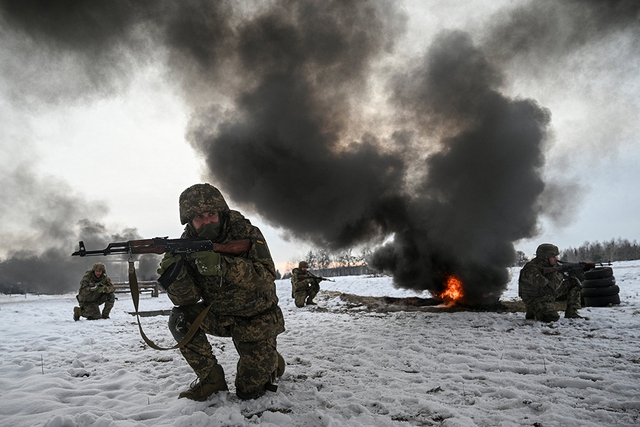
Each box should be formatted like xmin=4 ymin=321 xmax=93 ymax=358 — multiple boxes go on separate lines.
xmin=299 ymin=261 xmax=309 ymax=269
xmin=92 ymin=262 xmax=106 ymax=273
xmin=536 ymin=243 xmax=559 ymax=259
xmin=179 ymin=183 xmax=230 ymax=225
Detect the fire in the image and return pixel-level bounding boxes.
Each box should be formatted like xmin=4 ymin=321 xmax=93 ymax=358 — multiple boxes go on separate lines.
xmin=439 ymin=275 xmax=464 ymax=305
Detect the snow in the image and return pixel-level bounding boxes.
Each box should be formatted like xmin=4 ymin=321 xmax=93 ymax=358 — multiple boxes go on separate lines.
xmin=1 ymin=262 xmax=639 ymax=427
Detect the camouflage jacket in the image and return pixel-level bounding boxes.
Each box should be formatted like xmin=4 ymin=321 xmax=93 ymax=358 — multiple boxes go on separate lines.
xmin=167 ymin=210 xmax=280 ymax=317
xmin=291 ymin=267 xmax=316 ymax=292
xmin=77 ymin=270 xmax=115 ymax=303
xmin=518 ymin=256 xmax=564 ymax=301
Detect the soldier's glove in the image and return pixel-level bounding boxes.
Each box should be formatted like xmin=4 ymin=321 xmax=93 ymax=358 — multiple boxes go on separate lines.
xmin=158 ymin=252 xmax=183 ymax=275
xmin=189 ymin=251 xmax=222 ymax=276
xmin=95 ymin=284 xmax=106 ymax=293
xmin=157 ymin=252 xmax=186 ymax=290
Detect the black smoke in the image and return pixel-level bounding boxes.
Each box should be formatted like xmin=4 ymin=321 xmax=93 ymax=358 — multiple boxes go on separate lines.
xmin=184 ymin=3 xmax=547 ymax=305
xmin=483 ymin=0 xmax=640 ymax=65
xmin=187 ymin=0 xmax=408 ymax=250
xmin=0 ymin=170 xmax=160 ymax=294
xmin=368 ymin=32 xmax=550 ymax=304
xmin=1 ymin=0 xmax=637 ymax=302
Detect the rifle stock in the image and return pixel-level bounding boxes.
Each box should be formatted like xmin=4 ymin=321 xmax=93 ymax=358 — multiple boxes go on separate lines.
xmin=72 ymin=238 xmax=251 ymax=257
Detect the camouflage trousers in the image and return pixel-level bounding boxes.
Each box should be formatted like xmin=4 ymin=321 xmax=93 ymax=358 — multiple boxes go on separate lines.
xmin=522 ymin=278 xmax=582 ymax=322
xmin=294 ymin=282 xmax=320 ymax=308
xmin=77 ymin=293 xmax=115 ymax=320
xmin=172 ymin=302 xmax=285 ymax=399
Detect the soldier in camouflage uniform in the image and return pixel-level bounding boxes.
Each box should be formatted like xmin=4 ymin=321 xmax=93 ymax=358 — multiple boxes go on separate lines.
xmin=518 ymin=243 xmax=583 ymax=322
xmin=73 ymin=262 xmax=116 ymax=321
xmin=291 ymin=261 xmax=320 ymax=307
xmin=157 ymin=183 xmax=285 ymax=401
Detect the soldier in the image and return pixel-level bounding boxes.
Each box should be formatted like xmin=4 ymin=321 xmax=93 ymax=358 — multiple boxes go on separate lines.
xmin=518 ymin=243 xmax=583 ymax=322
xmin=291 ymin=261 xmax=320 ymax=307
xmin=157 ymin=183 xmax=285 ymax=401
xmin=73 ymin=262 xmax=116 ymax=321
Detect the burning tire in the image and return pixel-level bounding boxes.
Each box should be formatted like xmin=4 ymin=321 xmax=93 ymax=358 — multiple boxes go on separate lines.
xmin=584 ymin=267 xmax=613 ymax=280
xmin=583 ymin=293 xmax=620 ymax=307
xmin=581 ymin=284 xmax=619 ymax=298
xmin=581 ymin=276 xmax=616 ymax=288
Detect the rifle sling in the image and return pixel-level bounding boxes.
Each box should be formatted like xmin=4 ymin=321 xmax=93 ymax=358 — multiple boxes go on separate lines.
xmin=128 ymin=260 xmax=211 ymax=351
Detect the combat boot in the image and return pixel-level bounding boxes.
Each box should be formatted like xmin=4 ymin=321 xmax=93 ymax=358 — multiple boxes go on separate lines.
xmin=306 ymin=297 xmax=316 ymax=305
xmin=525 ymin=310 xmax=534 ymax=320
xmin=178 ymin=364 xmax=228 ymax=401
xmin=565 ymin=308 xmax=584 ymax=319
xmin=73 ymin=306 xmax=81 ymax=321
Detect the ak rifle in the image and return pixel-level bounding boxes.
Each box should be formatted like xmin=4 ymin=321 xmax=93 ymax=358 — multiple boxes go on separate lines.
xmin=542 ymin=261 xmax=596 ymax=281
xmin=308 ymin=271 xmax=335 ymax=283
xmin=71 ymin=237 xmax=251 ymax=257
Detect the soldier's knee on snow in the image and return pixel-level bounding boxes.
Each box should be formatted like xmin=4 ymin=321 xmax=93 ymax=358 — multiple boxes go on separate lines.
xmin=539 ymin=311 xmax=560 ymax=322
xmin=236 ymin=388 xmax=265 ymax=400
xmin=168 ymin=307 xmax=189 ymax=342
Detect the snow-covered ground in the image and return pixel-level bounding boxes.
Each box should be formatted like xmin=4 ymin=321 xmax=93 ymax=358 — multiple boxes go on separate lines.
xmin=1 ymin=262 xmax=639 ymax=427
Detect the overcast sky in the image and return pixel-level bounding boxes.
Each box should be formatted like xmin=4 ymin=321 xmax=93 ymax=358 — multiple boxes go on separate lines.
xmin=1 ymin=0 xmax=638 ymax=279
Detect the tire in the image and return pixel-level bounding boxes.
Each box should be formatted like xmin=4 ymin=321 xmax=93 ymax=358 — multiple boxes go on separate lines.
xmin=581 ymin=285 xmax=620 ymax=298
xmin=583 ymin=293 xmax=620 ymax=307
xmin=581 ymin=276 xmax=616 ymax=288
xmin=584 ymin=267 xmax=613 ymax=280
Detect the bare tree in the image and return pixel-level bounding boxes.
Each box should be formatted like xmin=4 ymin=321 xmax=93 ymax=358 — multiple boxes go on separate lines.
xmin=560 ymin=238 xmax=640 ymax=263
xmin=514 ymin=250 xmax=529 ymax=266
xmin=317 ymin=249 xmax=332 ymax=270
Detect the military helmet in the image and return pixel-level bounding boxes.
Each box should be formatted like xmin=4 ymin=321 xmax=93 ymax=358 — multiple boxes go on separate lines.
xmin=299 ymin=261 xmax=309 ymax=269
xmin=179 ymin=183 xmax=230 ymax=225
xmin=536 ymin=243 xmax=559 ymax=259
xmin=92 ymin=262 xmax=106 ymax=273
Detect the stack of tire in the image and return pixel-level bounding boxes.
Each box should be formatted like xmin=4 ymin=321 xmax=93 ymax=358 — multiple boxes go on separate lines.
xmin=581 ymin=266 xmax=620 ymax=307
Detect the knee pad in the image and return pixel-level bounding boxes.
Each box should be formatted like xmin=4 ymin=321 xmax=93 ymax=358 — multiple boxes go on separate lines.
xmin=168 ymin=307 xmax=189 ymax=342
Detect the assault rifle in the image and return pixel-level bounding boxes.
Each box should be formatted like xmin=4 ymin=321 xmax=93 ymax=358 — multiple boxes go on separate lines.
xmin=542 ymin=261 xmax=596 ymax=282
xmin=308 ymin=271 xmax=335 ymax=283
xmin=71 ymin=237 xmax=251 ymax=257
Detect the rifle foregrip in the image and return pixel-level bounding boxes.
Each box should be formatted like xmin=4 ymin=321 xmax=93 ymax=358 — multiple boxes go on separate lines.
xmin=213 ymin=239 xmax=251 ymax=255
xmin=131 ymin=245 xmax=166 ymax=254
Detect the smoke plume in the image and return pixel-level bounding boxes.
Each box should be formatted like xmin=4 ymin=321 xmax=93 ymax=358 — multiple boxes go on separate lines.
xmin=0 ymin=168 xmax=159 ymax=294
xmin=1 ymin=0 xmax=637 ymax=302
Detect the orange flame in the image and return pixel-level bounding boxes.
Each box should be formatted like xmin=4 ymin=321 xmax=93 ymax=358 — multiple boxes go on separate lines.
xmin=439 ymin=275 xmax=464 ymax=304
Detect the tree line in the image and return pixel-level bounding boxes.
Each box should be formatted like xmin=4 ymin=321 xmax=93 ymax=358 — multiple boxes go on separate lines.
xmin=560 ymin=238 xmax=640 ymax=263
xmin=286 ymin=238 xmax=640 ymax=274
xmin=283 ymin=247 xmax=375 ymax=278
xmin=515 ymin=238 xmax=640 ymax=266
